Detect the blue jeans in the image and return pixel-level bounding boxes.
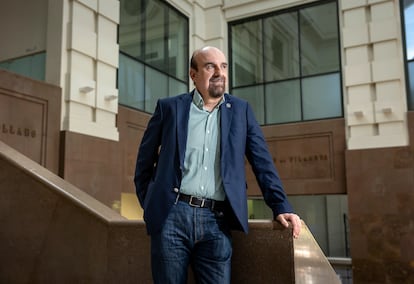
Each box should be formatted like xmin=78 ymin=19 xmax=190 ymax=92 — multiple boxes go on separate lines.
xmin=151 ymin=200 xmax=232 ymax=284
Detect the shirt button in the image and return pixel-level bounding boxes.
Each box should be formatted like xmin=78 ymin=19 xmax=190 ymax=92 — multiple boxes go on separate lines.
xmin=204 ymin=166 xmax=207 ymax=170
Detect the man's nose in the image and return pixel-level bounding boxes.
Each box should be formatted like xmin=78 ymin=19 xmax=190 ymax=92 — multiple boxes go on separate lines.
xmin=214 ymin=65 xmax=224 ymax=75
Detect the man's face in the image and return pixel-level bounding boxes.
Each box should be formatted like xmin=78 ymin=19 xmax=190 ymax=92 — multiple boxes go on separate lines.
xmin=190 ymin=47 xmax=228 ymax=99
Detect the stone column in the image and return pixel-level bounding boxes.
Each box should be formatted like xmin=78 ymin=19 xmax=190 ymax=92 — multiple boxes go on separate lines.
xmin=46 ymin=0 xmax=120 ymax=141
xmin=341 ymin=0 xmax=408 ymax=149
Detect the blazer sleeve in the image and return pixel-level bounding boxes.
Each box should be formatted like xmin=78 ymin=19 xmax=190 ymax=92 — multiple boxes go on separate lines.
xmin=134 ymin=100 xmax=163 ymax=207
xmin=244 ymin=103 xmax=294 ymax=217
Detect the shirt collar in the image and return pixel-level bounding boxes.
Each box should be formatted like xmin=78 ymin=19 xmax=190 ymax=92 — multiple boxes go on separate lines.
xmin=193 ymin=89 xmax=225 ymax=110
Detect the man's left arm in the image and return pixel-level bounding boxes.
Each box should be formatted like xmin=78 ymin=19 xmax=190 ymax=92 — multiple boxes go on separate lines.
xmin=244 ymin=103 xmax=301 ymax=237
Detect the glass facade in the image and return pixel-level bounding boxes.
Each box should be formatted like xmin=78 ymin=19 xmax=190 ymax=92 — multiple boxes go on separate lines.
xmin=0 ymin=52 xmax=46 ymax=81
xmin=403 ymin=0 xmax=414 ymax=109
xmin=118 ymin=0 xmax=189 ymax=113
xmin=248 ymin=195 xmax=350 ymax=258
xmin=229 ymin=0 xmax=342 ymax=125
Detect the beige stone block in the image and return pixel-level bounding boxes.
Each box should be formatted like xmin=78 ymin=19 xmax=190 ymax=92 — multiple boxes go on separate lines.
xmin=372 ymin=59 xmax=401 ymax=82
xmin=348 ymin=124 xmax=377 ymax=137
xmin=68 ymin=74 xmax=96 ymax=106
xmin=200 ymin=0 xmax=223 ymax=9
xmin=347 ymin=103 xmax=375 ymax=125
xmin=374 ymin=101 xmax=405 ymax=123
xmin=70 ymin=51 xmax=95 ymax=79
xmin=95 ymin=109 xmax=117 ymax=125
xmin=348 ymin=134 xmax=408 ymax=149
xmin=369 ymin=19 xmax=398 ymax=43
xmin=96 ymin=87 xmax=118 ymax=113
xmin=67 ymin=101 xmax=94 ymax=120
xmin=378 ymin=121 xmax=406 ymax=136
xmin=69 ymin=26 xmax=97 ymax=58
xmin=345 ymin=46 xmax=371 ymax=65
xmin=96 ymin=61 xmax=118 ymax=112
xmin=193 ymin=4 xmax=206 ymax=39
xmin=98 ymin=0 xmax=120 ymax=23
xmin=68 ymin=115 xmax=119 ymax=141
xmin=97 ymin=62 xmax=116 ymax=88
xmin=373 ymin=40 xmax=399 ymax=60
xmin=375 ymin=80 xmax=403 ymax=101
xmin=370 ymin=0 xmax=395 ymax=20
xmin=77 ymin=0 xmax=98 ymax=11
xmin=343 ymin=7 xmax=368 ymax=27
xmin=97 ymin=40 xmax=119 ymax=68
xmin=340 ymin=0 xmax=368 ymax=10
xmin=347 ymin=84 xmax=374 ymax=105
xmin=97 ymin=16 xmax=119 ymax=67
xmin=344 ymin=63 xmax=372 ymax=86
xmin=205 ymin=7 xmax=226 ymax=39
xmin=368 ymin=0 xmax=390 ymax=6
xmin=70 ymin=2 xmax=97 ymax=58
xmin=342 ymin=26 xmax=369 ymax=47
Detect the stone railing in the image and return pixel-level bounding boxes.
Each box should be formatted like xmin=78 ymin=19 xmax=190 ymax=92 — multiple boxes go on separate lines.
xmin=0 ymin=140 xmax=339 ymax=283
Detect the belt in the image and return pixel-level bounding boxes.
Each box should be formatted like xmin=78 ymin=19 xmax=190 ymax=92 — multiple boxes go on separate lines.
xmin=178 ymin=193 xmax=225 ymax=211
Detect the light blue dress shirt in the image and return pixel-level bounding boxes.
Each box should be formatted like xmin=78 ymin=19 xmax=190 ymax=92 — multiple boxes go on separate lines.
xmin=179 ymin=89 xmax=226 ymax=201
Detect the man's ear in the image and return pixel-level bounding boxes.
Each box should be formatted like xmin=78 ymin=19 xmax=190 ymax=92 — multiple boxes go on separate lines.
xmin=189 ymin=68 xmax=196 ymax=82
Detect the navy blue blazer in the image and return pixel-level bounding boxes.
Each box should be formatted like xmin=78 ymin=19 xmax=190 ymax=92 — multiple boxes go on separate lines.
xmin=134 ymin=91 xmax=293 ymax=235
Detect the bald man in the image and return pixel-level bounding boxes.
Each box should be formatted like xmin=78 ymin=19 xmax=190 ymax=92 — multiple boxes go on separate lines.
xmin=134 ymin=46 xmax=301 ymax=283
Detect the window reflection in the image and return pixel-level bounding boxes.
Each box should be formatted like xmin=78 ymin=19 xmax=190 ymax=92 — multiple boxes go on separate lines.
xmin=248 ymin=194 xmax=350 ymax=258
xmin=300 ymin=3 xmax=339 ymax=76
xmin=404 ymin=0 xmax=414 ymax=60
xmin=118 ymin=0 xmax=189 ymax=113
xmin=231 ymin=21 xmax=264 ymax=86
xmin=230 ymin=1 xmax=342 ymax=125
xmin=403 ymin=0 xmax=414 ymax=110
xmin=264 ymin=12 xmax=299 ymax=81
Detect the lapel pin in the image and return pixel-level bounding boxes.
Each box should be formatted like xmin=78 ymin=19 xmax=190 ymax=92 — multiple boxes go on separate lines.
xmin=226 ymin=103 xmax=231 ymax=108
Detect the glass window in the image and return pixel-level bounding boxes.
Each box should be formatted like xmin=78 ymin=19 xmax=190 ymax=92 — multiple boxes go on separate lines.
xmin=300 ymin=3 xmax=339 ymax=76
xmin=119 ymin=0 xmax=189 ymax=113
xmin=229 ymin=0 xmax=342 ymax=125
xmin=169 ymin=77 xmax=188 ymax=97
xmin=232 ymin=85 xmax=265 ymax=124
xmin=403 ymin=0 xmax=414 ymax=60
xmin=265 ymin=80 xmax=301 ymax=123
xmin=264 ymin=12 xmax=299 ymax=81
xmin=0 ymin=52 xmax=46 ymax=81
xmin=145 ymin=66 xmax=168 ymax=112
xmin=167 ymin=8 xmax=188 ymax=82
xmin=231 ymin=20 xmax=264 ymax=86
xmin=403 ymin=0 xmax=414 ymax=110
xmin=408 ymin=62 xmax=414 ymax=109
xmin=302 ymin=73 xmax=342 ymax=120
xmin=118 ymin=53 xmax=145 ymax=109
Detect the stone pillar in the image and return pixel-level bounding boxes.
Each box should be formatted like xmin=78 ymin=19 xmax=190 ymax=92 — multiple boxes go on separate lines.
xmin=189 ymin=0 xmax=227 ymax=52
xmin=341 ymin=0 xmax=408 ymax=149
xmin=46 ymin=0 xmax=119 ymax=141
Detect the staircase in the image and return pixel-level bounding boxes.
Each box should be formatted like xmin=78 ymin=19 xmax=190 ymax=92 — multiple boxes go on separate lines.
xmin=0 ymin=140 xmax=340 ymax=283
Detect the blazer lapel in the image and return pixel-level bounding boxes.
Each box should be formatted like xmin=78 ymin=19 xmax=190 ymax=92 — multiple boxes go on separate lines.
xmin=220 ymin=93 xmax=233 ymax=152
xmin=176 ymin=92 xmax=193 ymax=168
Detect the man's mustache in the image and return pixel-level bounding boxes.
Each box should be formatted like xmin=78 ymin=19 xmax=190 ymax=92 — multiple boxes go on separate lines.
xmin=210 ymin=76 xmax=225 ymax=82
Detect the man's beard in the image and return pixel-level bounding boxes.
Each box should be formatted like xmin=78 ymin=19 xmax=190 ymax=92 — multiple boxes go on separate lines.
xmin=208 ymin=77 xmax=225 ymax=98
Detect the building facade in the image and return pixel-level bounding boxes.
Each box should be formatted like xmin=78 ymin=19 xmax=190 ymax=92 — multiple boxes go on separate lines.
xmin=1 ymin=0 xmax=414 ymax=282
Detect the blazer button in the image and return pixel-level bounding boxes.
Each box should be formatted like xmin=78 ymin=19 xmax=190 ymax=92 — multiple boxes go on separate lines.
xmin=173 ymin=187 xmax=179 ymax=193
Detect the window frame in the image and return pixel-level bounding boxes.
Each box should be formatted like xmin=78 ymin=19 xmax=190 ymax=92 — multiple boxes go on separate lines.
xmin=228 ymin=0 xmax=343 ymax=125
xmin=118 ymin=0 xmax=189 ymax=113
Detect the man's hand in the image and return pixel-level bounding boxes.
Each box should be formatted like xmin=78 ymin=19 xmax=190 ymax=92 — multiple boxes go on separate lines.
xmin=276 ymin=213 xmax=302 ymax=238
